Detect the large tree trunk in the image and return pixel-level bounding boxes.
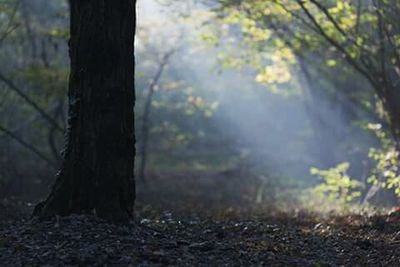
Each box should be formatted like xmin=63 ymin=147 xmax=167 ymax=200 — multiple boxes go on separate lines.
xmin=33 ymin=0 xmax=136 ymax=222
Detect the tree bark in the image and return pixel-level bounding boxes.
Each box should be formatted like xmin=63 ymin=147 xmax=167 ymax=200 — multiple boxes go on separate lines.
xmin=33 ymin=0 xmax=136 ymax=222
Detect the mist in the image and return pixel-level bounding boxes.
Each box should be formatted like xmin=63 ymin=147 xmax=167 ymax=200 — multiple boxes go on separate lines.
xmin=3 ymin=1 xmax=400 ymax=265
xmin=135 ymin=0 xmax=377 ymax=195
xmin=0 ymin=0 xmax=393 ymax=214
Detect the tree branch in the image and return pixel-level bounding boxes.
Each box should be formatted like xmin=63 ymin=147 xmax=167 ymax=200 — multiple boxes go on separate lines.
xmin=0 ymin=0 xmax=20 ymax=47
xmin=0 ymin=71 xmax=64 ymax=132
xmin=0 ymin=124 xmax=57 ymax=169
xmin=309 ymin=0 xmax=348 ymax=38
xmin=294 ymin=0 xmax=380 ymax=93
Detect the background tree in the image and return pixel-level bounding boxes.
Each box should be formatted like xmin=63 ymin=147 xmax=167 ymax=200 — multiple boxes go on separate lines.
xmin=210 ymin=0 xmax=400 ymax=204
xmin=0 ymin=0 xmax=69 ymax=198
xmin=138 ymin=49 xmax=175 ymax=182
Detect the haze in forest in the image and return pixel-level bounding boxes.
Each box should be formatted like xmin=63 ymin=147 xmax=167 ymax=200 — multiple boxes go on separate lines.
xmin=136 ymin=0 xmax=376 ymax=183
xmin=1 ymin=0 xmax=398 ymax=212
xmin=2 ymin=1 xmax=400 ymax=264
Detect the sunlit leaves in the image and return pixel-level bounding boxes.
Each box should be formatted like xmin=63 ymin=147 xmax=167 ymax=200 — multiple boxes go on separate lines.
xmin=207 ymin=2 xmax=302 ymax=93
xmin=256 ymin=64 xmax=291 ymax=84
xmin=310 ymin=162 xmax=362 ymax=204
xmin=200 ymin=32 xmax=219 ymax=46
xmin=186 ymin=95 xmax=219 ymax=117
xmin=365 ymin=123 xmax=400 ymax=197
xmin=48 ymin=27 xmax=69 ymax=39
xmin=328 ymin=1 xmax=356 ymax=31
xmin=253 ymin=43 xmax=297 ymax=89
xmin=223 ymin=9 xmax=271 ymax=42
xmin=326 ymin=59 xmax=336 ymax=67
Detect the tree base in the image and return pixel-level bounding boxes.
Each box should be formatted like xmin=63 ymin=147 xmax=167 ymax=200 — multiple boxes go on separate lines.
xmin=32 ymin=168 xmax=133 ymax=223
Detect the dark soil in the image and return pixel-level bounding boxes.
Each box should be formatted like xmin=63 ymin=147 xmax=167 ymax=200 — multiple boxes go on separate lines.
xmin=1 ymin=172 xmax=400 ymax=266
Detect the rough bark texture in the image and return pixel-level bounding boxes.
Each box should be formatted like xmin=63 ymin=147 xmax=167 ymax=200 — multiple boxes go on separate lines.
xmin=33 ymin=0 xmax=135 ymax=222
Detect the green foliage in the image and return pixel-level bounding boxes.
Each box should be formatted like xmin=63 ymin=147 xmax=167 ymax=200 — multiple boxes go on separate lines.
xmin=366 ymin=123 xmax=400 ymax=197
xmin=0 ymin=0 xmax=69 ymax=198
xmin=214 ymin=0 xmax=400 ymax=114
xmin=309 ymin=162 xmax=362 ymax=207
xmin=48 ymin=27 xmax=69 ymax=40
xmin=212 ymin=0 xmax=400 ymax=208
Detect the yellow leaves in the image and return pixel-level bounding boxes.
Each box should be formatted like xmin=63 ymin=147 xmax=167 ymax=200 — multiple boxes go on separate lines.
xmin=255 ymin=47 xmax=295 ymax=85
xmin=328 ymin=1 xmax=350 ymax=14
xmin=273 ymin=39 xmax=286 ymax=49
xmin=48 ymin=28 xmax=69 ymax=39
xmin=306 ymin=1 xmax=357 ymax=39
xmin=259 ymin=1 xmax=295 ymax=22
xmin=241 ymin=17 xmax=269 ymax=41
xmin=366 ymin=124 xmax=400 ymax=197
xmin=326 ymin=59 xmax=337 ymax=67
xmin=187 ymin=95 xmax=203 ymax=106
xmin=367 ymin=123 xmax=382 ymax=131
xmin=348 ymin=46 xmax=360 ymax=59
xmin=224 ymin=10 xmax=271 ymax=42
xmin=186 ymin=95 xmax=219 ymax=118
xmin=256 ymin=64 xmax=291 ymax=84
xmin=272 ymin=47 xmax=295 ymax=63
xmin=200 ymin=32 xmax=219 ymax=46
xmin=224 ymin=9 xmax=242 ymax=25
xmin=394 ymin=35 xmax=400 ymax=47
xmin=245 ymin=26 xmax=271 ymax=42
xmin=356 ymin=37 xmax=363 ymax=46
xmin=338 ymin=15 xmax=356 ymax=31
xmin=360 ymin=12 xmax=377 ymax=24
xmin=310 ymin=162 xmax=362 ymax=205
xmin=272 ymin=4 xmax=291 ymax=17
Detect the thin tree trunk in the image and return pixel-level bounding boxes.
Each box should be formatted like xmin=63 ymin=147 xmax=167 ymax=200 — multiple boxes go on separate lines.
xmin=33 ymin=0 xmax=136 ymax=222
xmin=0 ymin=71 xmax=64 ymax=132
xmin=138 ymin=50 xmax=174 ymax=182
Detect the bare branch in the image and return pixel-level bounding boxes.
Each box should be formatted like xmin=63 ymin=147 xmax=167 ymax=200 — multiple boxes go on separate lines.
xmin=0 ymin=124 xmax=57 ymax=169
xmin=0 ymin=71 xmax=64 ymax=132
xmin=0 ymin=101 xmax=61 ymax=139
xmin=0 ymin=0 xmax=21 ymax=47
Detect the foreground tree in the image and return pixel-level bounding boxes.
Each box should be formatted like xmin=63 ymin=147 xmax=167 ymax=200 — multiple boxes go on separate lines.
xmin=33 ymin=0 xmax=136 ymax=221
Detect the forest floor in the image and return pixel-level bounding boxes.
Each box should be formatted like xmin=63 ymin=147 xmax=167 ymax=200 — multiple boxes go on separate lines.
xmin=1 ymin=172 xmax=400 ymax=266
